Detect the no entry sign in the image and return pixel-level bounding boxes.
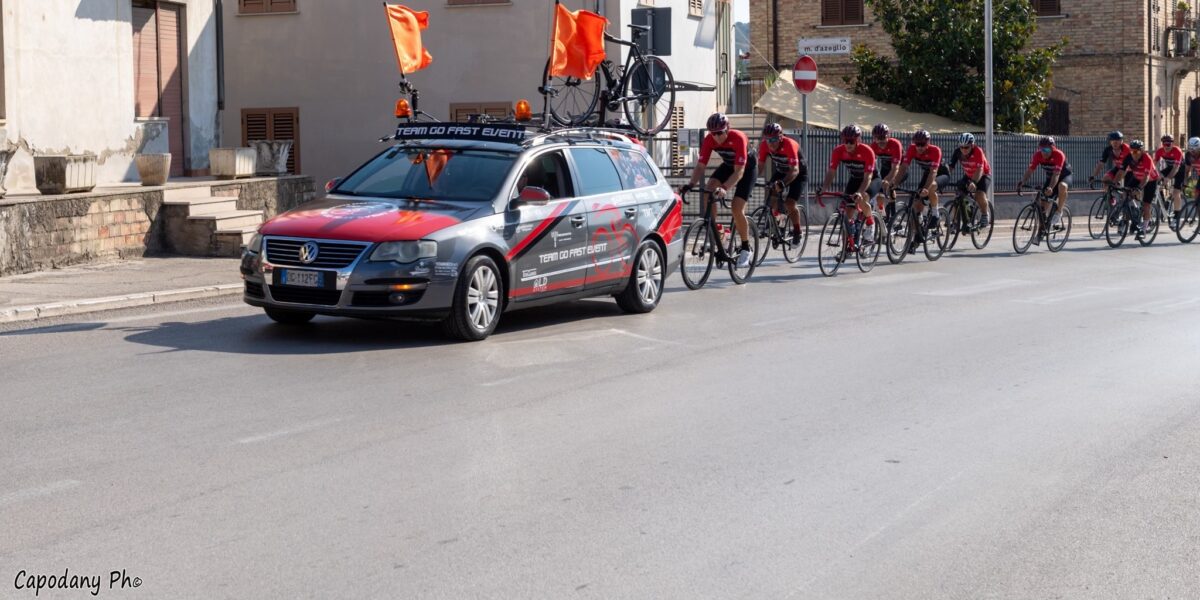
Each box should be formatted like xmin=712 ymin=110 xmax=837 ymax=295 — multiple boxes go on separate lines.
xmin=793 ymin=55 xmax=817 ymax=95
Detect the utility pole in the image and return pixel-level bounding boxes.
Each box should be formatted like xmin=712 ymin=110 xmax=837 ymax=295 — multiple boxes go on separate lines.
xmin=984 ymin=0 xmax=995 ymax=207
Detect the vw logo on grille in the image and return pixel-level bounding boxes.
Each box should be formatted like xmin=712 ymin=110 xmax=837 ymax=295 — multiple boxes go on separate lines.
xmin=298 ymin=241 xmax=320 ymax=264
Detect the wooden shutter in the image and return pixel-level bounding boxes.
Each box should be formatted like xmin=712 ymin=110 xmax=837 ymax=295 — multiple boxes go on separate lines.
xmin=133 ymin=6 xmax=159 ymax=118
xmin=242 ymin=108 xmax=300 ymax=174
xmin=822 ymin=0 xmax=843 ymax=26
xmin=670 ymin=105 xmax=687 ymax=175
xmin=239 ymin=0 xmax=266 ymax=14
xmin=1032 ymin=0 xmax=1060 ymax=16
xmin=267 ymin=0 xmax=296 ymax=12
xmin=843 ymin=0 xmax=864 ymax=25
xmin=157 ymin=4 xmax=185 ymax=177
xmin=689 ymin=0 xmax=704 ymax=17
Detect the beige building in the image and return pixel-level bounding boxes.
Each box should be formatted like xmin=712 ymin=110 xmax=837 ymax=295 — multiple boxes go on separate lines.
xmin=221 ymin=0 xmax=734 ymax=189
xmin=748 ymin=0 xmax=1200 ymax=140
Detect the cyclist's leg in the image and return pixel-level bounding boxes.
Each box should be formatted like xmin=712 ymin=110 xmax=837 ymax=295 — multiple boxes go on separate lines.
xmin=867 ymin=177 xmax=884 ymax=212
xmin=1172 ymin=170 xmax=1186 ymax=215
xmin=705 ymin=163 xmax=734 ymax=223
xmin=730 ymin=159 xmax=757 ymax=263
xmin=1141 ymin=179 xmax=1157 ymax=226
xmin=785 ymin=176 xmax=804 ymax=240
xmin=1055 ymin=173 xmax=1072 ymax=224
xmin=975 ymin=175 xmax=991 ymax=224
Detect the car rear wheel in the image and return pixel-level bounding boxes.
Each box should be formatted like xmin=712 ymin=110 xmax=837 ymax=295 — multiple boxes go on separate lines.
xmin=616 ymin=240 xmax=665 ymax=313
xmin=264 ymin=307 xmax=315 ymax=325
xmin=443 ymin=255 xmax=504 ymax=341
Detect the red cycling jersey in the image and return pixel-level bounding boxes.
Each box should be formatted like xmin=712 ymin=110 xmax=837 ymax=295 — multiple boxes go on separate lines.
xmin=902 ymin=143 xmax=943 ymax=172
xmin=757 ymin=137 xmax=801 ymax=172
xmin=1029 ymin=147 xmax=1071 ymax=176
xmin=951 ymin=146 xmax=991 ymax=179
xmin=828 ymin=143 xmax=876 ymax=179
xmin=699 ymin=129 xmax=749 ymax=167
xmin=1122 ymin=152 xmax=1160 ymax=182
xmin=1100 ymin=143 xmax=1131 ymax=167
xmin=871 ymin=137 xmax=904 ymax=178
xmin=1155 ymin=145 xmax=1184 ymax=169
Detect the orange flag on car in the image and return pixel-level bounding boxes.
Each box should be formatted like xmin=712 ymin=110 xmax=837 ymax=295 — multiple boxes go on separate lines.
xmin=549 ymin=3 xmax=607 ymax=80
xmin=385 ymin=4 xmax=433 ymax=75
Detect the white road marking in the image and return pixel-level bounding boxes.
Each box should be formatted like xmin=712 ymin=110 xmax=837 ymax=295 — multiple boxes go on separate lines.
xmin=1015 ymin=287 xmax=1117 ymax=305
xmin=0 ymin=480 xmax=82 ymax=507
xmin=1121 ymin=297 xmax=1200 ymax=315
xmin=819 ymin=271 xmax=944 ymax=288
xmin=102 ymin=303 xmax=249 ymax=325
xmin=236 ymin=417 xmax=345 ymax=445
xmin=918 ymin=278 xmax=1031 ymax=297
xmin=481 ymin=374 xmax=529 ymax=388
xmin=752 ymin=316 xmax=800 ymax=327
xmin=607 ymin=328 xmax=679 ymax=345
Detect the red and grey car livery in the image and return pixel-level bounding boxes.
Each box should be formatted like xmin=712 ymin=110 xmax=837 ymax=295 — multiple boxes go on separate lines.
xmin=241 ymin=123 xmax=683 ymax=340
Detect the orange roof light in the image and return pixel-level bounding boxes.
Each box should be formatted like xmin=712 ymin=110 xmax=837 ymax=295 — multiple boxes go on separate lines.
xmin=515 ymin=99 xmax=533 ymax=122
xmin=394 ymin=98 xmax=412 ymax=119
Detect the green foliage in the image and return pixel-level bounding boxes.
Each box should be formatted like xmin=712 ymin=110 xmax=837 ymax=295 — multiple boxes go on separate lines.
xmin=850 ymin=0 xmax=1065 ymax=132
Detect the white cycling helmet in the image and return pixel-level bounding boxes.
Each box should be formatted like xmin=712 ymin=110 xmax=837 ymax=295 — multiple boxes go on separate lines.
xmin=1188 ymin=136 xmax=1200 ymax=151
xmin=959 ymin=132 xmax=975 ymax=146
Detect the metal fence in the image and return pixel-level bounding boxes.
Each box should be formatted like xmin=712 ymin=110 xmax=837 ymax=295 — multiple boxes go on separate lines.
xmin=665 ymin=131 xmax=1110 ymax=218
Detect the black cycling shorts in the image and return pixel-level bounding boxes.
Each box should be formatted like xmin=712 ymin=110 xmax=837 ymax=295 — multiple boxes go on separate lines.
xmin=1141 ymin=179 xmax=1160 ymax=204
xmin=1161 ymin=167 xmax=1186 ymax=189
xmin=769 ymin=174 xmax=805 ymax=201
xmin=957 ymin=175 xmax=990 ymax=194
xmin=843 ymin=177 xmax=866 ymax=198
xmin=1042 ymin=173 xmax=1072 ymax=199
xmin=711 ymin=157 xmax=758 ymax=201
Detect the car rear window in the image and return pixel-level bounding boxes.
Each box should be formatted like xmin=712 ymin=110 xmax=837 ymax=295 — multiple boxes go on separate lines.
xmin=568 ymin=148 xmax=624 ymax=197
xmin=335 ymin=147 xmax=516 ymax=202
xmin=609 ymin=148 xmax=659 ymax=189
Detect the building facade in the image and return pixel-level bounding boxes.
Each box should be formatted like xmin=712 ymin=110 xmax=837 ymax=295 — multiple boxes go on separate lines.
xmin=1 ymin=0 xmax=220 ymax=191
xmin=221 ymin=0 xmax=733 ymax=189
xmin=748 ymin=0 xmax=1200 ymax=141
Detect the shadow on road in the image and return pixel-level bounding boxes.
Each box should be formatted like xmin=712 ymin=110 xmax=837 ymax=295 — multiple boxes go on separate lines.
xmin=0 ymin=322 xmax=107 ymax=337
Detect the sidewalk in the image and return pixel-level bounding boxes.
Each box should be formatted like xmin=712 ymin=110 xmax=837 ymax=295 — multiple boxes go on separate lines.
xmin=0 ymin=257 xmax=243 ymax=323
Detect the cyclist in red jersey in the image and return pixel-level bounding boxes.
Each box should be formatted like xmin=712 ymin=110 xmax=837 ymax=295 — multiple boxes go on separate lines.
xmin=1018 ymin=136 xmax=1073 ymax=229
xmin=819 ymin=124 xmax=877 ymax=243
xmin=680 ymin=112 xmax=758 ymax=268
xmin=946 ymin=132 xmax=991 ymax=228
xmin=866 ymin=123 xmax=904 ymax=220
xmin=1116 ymin=139 xmax=1160 ymax=239
xmin=1089 ymin=131 xmax=1130 ymax=191
xmin=890 ymin=130 xmax=946 ymax=235
xmin=757 ymin=122 xmax=806 ymax=244
xmin=1155 ymin=134 xmax=1184 ymax=228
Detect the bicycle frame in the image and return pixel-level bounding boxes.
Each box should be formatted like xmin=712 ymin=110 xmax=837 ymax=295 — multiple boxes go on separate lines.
xmin=599 ymin=31 xmax=654 ymax=108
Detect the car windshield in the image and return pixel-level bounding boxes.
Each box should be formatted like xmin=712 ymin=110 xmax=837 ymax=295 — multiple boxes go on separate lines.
xmin=334 ymin=147 xmax=517 ymax=202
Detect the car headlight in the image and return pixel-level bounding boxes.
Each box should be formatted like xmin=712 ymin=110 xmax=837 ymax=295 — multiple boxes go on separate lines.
xmin=247 ymin=233 xmax=263 ymax=254
xmin=370 ymin=240 xmax=438 ymax=263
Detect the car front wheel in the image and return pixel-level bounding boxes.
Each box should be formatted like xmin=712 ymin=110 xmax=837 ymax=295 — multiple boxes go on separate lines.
xmin=442 ymin=255 xmax=504 ymax=341
xmin=615 ymin=240 xmax=665 ymax=313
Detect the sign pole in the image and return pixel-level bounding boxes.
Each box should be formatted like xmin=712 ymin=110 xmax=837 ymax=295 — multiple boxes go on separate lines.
xmin=803 ymin=94 xmax=809 ymax=207
xmin=793 ymin=55 xmax=817 ymax=215
xmin=984 ymin=0 xmax=994 ymax=210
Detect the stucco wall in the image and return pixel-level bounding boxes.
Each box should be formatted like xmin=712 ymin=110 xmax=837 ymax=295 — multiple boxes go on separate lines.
xmin=0 ymin=0 xmax=218 ymax=192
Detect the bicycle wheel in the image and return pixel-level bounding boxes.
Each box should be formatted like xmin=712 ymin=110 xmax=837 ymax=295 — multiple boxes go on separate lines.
xmin=543 ymin=59 xmax=601 ymax=126
xmin=857 ymin=214 xmax=882 ymax=273
xmin=726 ymin=217 xmax=758 ymax=284
xmin=923 ymin=206 xmax=948 ymax=261
xmin=1140 ymin=204 xmax=1161 ymax=246
xmin=781 ymin=208 xmax=804 ymax=263
xmin=945 ymin=202 xmax=962 ymax=251
xmin=1104 ymin=204 xmax=1129 ymax=248
xmin=1177 ymin=201 xmax=1200 ymax=243
xmin=750 ymin=206 xmax=772 ymax=266
xmin=623 ymin=56 xmax=675 ymax=136
xmin=970 ymin=202 xmax=995 ymax=249
xmin=1012 ymin=203 xmax=1038 ymax=254
xmin=1087 ymin=195 xmax=1110 ymax=240
xmin=1047 ymin=206 xmax=1071 ymax=252
xmin=817 ymin=214 xmax=845 ymax=277
xmin=679 ymin=219 xmax=714 ymax=289
xmin=886 ymin=205 xmax=914 ymax=264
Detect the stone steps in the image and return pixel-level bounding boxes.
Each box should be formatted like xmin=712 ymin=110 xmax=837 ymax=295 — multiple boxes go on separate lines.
xmin=163 ymin=186 xmax=264 ymax=257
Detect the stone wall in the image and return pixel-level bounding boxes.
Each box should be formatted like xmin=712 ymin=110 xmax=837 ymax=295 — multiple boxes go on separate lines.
xmin=0 ymin=176 xmax=314 ymax=277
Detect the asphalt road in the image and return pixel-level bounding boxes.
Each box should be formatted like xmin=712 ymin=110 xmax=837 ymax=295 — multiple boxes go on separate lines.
xmin=2 ymin=235 xmax=1199 ymax=599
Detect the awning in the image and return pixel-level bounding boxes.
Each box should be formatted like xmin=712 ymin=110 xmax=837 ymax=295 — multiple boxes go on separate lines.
xmin=756 ymin=70 xmax=978 ymax=133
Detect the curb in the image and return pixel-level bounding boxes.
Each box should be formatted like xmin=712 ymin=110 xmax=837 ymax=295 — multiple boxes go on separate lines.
xmin=0 ymin=283 xmax=243 ymax=325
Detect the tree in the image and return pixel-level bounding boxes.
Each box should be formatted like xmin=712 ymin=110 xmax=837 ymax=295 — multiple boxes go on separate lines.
xmin=847 ymin=0 xmax=1065 ymax=132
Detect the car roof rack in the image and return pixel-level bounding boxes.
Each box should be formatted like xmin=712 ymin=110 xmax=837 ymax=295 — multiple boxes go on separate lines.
xmin=522 ymin=126 xmax=638 ymax=149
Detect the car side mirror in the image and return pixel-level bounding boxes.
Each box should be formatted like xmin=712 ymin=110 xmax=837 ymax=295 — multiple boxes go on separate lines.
xmin=512 ymin=186 xmax=552 ymax=207
xmin=325 ymin=177 xmax=343 ymax=193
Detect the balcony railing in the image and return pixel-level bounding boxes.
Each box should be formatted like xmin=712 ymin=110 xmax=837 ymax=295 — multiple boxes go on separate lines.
xmin=1166 ymin=24 xmax=1198 ymax=58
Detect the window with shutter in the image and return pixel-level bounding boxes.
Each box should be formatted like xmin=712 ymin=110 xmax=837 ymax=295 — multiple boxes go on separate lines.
xmin=669 ymin=105 xmax=687 ymax=175
xmin=242 ymin=107 xmax=301 ymax=174
xmin=689 ymin=0 xmax=704 ymax=18
xmin=239 ymin=0 xmax=296 ymax=14
xmin=1032 ymin=0 xmax=1061 ymax=16
xmin=822 ymin=0 xmax=863 ymax=25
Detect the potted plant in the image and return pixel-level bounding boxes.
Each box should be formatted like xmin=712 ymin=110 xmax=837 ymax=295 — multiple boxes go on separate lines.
xmin=1177 ymin=1 xmax=1190 ymax=28
xmin=1190 ymin=38 xmax=1199 ymax=56
xmin=135 ymin=153 xmax=172 ymax=186
xmin=34 ymin=154 xmax=97 ymax=195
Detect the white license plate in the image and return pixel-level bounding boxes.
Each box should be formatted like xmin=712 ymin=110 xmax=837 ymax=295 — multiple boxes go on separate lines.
xmin=282 ymin=269 xmax=322 ymax=288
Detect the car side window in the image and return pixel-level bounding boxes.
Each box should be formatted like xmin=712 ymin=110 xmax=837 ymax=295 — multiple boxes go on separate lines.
xmin=514 ymin=151 xmax=574 ymax=199
xmin=609 ymin=148 xmax=659 ymax=190
xmin=568 ymin=148 xmax=624 ymax=197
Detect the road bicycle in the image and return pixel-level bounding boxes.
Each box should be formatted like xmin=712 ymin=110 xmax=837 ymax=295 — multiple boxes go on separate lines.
xmin=1104 ymin=185 xmax=1160 ymax=248
xmin=943 ymin=180 xmax=995 ymax=251
xmin=885 ymin=187 xmax=947 ymax=264
xmin=1013 ymin=184 xmax=1071 ymax=254
xmin=1176 ymin=192 xmax=1200 ymax=243
xmin=1151 ymin=178 xmax=1180 ymax=232
xmin=679 ymin=188 xmax=759 ymax=288
xmin=1087 ymin=180 xmax=1125 ymax=240
xmin=816 ymin=192 xmax=882 ymax=277
xmin=540 ymin=23 xmax=675 ymax=136
xmin=749 ymin=182 xmax=807 ymax=266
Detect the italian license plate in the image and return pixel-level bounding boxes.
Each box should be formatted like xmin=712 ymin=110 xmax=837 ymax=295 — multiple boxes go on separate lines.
xmin=280 ymin=269 xmax=323 ymax=288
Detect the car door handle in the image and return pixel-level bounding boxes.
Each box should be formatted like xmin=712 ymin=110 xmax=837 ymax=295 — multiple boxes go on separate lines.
xmin=570 ymin=215 xmax=586 ymax=228
xmin=624 ymin=208 xmax=638 ymax=218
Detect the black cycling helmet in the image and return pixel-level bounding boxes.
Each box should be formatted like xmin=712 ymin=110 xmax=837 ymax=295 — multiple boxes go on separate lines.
xmin=1162 ymin=134 xmax=1175 ymax=143
xmin=1129 ymin=139 xmax=1145 ymax=150
xmin=912 ymin=129 xmax=931 ymax=144
xmin=762 ymin=122 xmax=783 ymax=137
xmin=706 ymin=112 xmax=729 ymax=133
xmin=841 ymin=124 xmax=863 ymax=143
xmin=1108 ymin=130 xmax=1124 ymax=141
xmin=872 ymin=123 xmax=890 ymax=138
xmin=1038 ymin=135 xmax=1056 ymax=147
